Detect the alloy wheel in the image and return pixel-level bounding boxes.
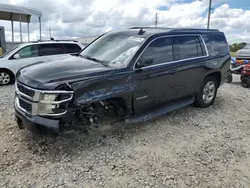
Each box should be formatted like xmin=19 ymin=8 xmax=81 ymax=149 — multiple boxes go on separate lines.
xmin=0 ymin=72 xmax=11 ymax=85
xmin=202 ymin=81 xmax=216 ymax=104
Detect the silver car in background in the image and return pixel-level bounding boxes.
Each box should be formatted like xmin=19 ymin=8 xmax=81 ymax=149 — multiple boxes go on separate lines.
xmin=0 ymin=40 xmax=85 ymax=85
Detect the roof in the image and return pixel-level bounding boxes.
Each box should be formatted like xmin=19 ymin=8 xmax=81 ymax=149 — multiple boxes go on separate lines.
xmin=129 ymin=27 xmax=220 ymax=35
xmin=15 ymin=40 xmax=81 ymax=48
xmin=0 ymin=3 xmax=42 ymax=23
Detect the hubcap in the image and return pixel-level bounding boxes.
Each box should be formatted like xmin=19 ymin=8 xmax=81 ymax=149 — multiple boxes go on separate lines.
xmin=202 ymin=81 xmax=216 ymax=104
xmin=0 ymin=72 xmax=11 ymax=85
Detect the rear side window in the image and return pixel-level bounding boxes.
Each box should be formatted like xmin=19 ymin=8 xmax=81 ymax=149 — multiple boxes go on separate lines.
xmin=39 ymin=44 xmax=65 ymax=56
xmin=173 ymin=36 xmax=206 ymax=61
xmin=137 ymin=37 xmax=173 ymax=67
xmin=209 ymin=33 xmax=229 ymax=55
xmin=63 ymin=43 xmax=82 ymax=53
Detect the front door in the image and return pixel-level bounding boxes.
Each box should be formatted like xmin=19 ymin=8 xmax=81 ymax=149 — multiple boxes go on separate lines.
xmin=133 ymin=37 xmax=181 ymax=115
xmin=9 ymin=44 xmax=46 ymax=74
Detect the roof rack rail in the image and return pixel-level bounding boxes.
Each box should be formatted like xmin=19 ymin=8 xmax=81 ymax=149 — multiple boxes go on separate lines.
xmin=129 ymin=27 xmax=219 ymax=32
xmin=31 ymin=39 xmax=78 ymax=43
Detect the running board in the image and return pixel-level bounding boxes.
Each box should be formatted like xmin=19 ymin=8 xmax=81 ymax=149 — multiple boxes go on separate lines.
xmin=126 ymin=97 xmax=194 ymax=124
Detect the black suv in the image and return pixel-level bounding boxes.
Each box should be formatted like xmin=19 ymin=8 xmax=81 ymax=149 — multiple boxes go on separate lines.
xmin=14 ymin=27 xmax=230 ymax=134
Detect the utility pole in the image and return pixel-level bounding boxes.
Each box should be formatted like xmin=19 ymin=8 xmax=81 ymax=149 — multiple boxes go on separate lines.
xmin=49 ymin=27 xmax=52 ymax=39
xmin=207 ymin=0 xmax=212 ymax=29
xmin=155 ymin=13 xmax=158 ymax=27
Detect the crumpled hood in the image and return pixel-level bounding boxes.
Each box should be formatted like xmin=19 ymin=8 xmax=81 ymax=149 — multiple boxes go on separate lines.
xmin=16 ymin=55 xmax=116 ymax=90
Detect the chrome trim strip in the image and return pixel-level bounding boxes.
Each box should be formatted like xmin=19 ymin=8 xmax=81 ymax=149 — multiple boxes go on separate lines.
xmin=39 ymin=94 xmax=73 ymax=104
xmin=15 ymin=82 xmax=33 ymax=100
xmin=38 ymin=111 xmax=67 ymax=117
xmin=15 ymin=97 xmax=29 ymax=114
xmin=15 ymin=82 xmax=73 ymax=116
xmin=15 ymin=96 xmax=38 ymax=116
xmin=133 ymin=34 xmax=209 ymax=70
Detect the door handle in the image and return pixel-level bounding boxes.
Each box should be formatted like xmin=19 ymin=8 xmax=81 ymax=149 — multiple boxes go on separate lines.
xmin=169 ymin=69 xmax=176 ymax=75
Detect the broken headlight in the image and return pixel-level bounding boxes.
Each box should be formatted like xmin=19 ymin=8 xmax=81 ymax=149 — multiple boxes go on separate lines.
xmin=38 ymin=92 xmax=73 ymax=116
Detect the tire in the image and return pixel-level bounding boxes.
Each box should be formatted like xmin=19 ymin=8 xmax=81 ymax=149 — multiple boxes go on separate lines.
xmin=241 ymin=77 xmax=250 ymax=88
xmin=0 ymin=70 xmax=14 ymax=85
xmin=226 ymin=73 xmax=233 ymax=83
xmin=194 ymin=76 xmax=218 ymax=108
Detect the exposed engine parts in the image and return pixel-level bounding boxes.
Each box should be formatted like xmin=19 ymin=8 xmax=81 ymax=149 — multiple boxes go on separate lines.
xmin=62 ymin=99 xmax=125 ymax=135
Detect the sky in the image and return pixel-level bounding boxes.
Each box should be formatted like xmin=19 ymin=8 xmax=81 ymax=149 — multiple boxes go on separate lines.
xmin=0 ymin=0 xmax=250 ymax=44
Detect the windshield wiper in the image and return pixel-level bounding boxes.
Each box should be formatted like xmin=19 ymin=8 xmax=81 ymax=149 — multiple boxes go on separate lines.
xmin=80 ymin=55 xmax=108 ymax=67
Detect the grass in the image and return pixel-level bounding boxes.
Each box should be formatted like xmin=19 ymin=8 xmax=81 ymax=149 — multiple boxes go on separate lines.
xmin=230 ymin=52 xmax=236 ymax=57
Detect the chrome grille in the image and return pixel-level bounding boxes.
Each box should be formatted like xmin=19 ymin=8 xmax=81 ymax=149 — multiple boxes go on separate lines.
xmin=17 ymin=83 xmax=35 ymax=98
xmin=18 ymin=98 xmax=32 ymax=113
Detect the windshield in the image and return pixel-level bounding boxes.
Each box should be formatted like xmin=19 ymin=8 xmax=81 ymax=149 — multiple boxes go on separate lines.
xmin=0 ymin=45 xmax=20 ymax=58
xmin=80 ymin=32 xmax=145 ymax=68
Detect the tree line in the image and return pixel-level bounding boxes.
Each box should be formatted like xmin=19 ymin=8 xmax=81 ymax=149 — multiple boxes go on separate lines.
xmin=229 ymin=42 xmax=247 ymax=52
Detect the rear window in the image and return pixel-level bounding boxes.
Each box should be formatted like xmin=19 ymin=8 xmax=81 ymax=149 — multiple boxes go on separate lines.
xmin=39 ymin=44 xmax=65 ymax=56
xmin=63 ymin=43 xmax=82 ymax=53
xmin=209 ymin=33 xmax=229 ymax=55
xmin=173 ymin=36 xmax=206 ymax=61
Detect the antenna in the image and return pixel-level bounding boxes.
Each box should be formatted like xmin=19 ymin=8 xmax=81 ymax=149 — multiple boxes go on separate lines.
xmin=138 ymin=28 xmax=145 ymax=35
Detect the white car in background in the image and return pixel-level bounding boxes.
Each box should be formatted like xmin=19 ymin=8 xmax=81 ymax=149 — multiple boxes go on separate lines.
xmin=236 ymin=44 xmax=250 ymax=61
xmin=0 ymin=40 xmax=85 ymax=85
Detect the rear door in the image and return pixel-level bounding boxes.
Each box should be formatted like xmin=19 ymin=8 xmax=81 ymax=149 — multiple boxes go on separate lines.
xmin=171 ymin=35 xmax=208 ymax=99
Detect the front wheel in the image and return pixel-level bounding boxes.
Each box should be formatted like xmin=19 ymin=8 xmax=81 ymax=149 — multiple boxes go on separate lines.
xmin=195 ymin=77 xmax=218 ymax=108
xmin=0 ymin=70 xmax=13 ymax=85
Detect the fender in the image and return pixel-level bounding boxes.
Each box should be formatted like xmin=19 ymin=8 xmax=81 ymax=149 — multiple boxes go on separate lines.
xmin=71 ymin=73 xmax=135 ymax=113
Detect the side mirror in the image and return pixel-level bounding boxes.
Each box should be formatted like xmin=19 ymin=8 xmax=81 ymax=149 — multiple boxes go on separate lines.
xmin=13 ymin=54 xmax=20 ymax=59
xmin=135 ymin=60 xmax=145 ymax=69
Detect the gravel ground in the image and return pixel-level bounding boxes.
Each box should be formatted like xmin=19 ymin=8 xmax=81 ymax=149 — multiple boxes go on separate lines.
xmin=1 ymin=75 xmax=250 ymax=188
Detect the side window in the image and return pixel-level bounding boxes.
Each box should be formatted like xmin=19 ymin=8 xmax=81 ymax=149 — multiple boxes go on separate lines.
xmin=15 ymin=45 xmax=39 ymax=59
xmin=173 ymin=36 xmax=205 ymax=61
xmin=40 ymin=44 xmax=65 ymax=56
xmin=63 ymin=43 xmax=82 ymax=53
xmin=136 ymin=37 xmax=173 ymax=68
xmin=209 ymin=33 xmax=229 ymax=55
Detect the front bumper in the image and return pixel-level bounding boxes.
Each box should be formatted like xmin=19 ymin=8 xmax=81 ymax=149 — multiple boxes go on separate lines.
xmin=15 ymin=100 xmax=60 ymax=135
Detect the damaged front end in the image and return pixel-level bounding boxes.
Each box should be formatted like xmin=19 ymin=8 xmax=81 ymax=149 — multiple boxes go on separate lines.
xmin=15 ymin=81 xmax=126 ymax=135
xmin=15 ymin=82 xmax=75 ymax=134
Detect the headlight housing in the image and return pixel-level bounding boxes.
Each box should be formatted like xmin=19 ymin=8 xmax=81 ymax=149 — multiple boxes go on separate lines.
xmin=38 ymin=92 xmax=73 ymax=116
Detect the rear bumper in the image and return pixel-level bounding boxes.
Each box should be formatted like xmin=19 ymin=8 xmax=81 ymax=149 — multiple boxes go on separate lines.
xmin=15 ymin=105 xmax=60 ymax=135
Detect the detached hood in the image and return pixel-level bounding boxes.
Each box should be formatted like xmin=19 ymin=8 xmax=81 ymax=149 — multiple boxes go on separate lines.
xmin=16 ymin=55 xmax=116 ymax=90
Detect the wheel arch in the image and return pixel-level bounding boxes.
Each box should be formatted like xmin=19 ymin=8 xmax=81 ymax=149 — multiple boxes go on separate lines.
xmin=204 ymin=71 xmax=222 ymax=87
xmin=0 ymin=68 xmax=15 ymax=81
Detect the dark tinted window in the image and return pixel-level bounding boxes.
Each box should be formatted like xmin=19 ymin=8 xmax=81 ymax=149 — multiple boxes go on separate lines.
xmin=173 ymin=36 xmax=205 ymax=61
xmin=209 ymin=33 xmax=229 ymax=55
xmin=137 ymin=37 xmax=173 ymax=67
xmin=40 ymin=44 xmax=65 ymax=56
xmin=63 ymin=43 xmax=82 ymax=53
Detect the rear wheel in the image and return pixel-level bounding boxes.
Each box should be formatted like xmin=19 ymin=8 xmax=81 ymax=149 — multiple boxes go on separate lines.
xmin=241 ymin=77 xmax=250 ymax=88
xmin=195 ymin=77 xmax=218 ymax=108
xmin=0 ymin=71 xmax=12 ymax=85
